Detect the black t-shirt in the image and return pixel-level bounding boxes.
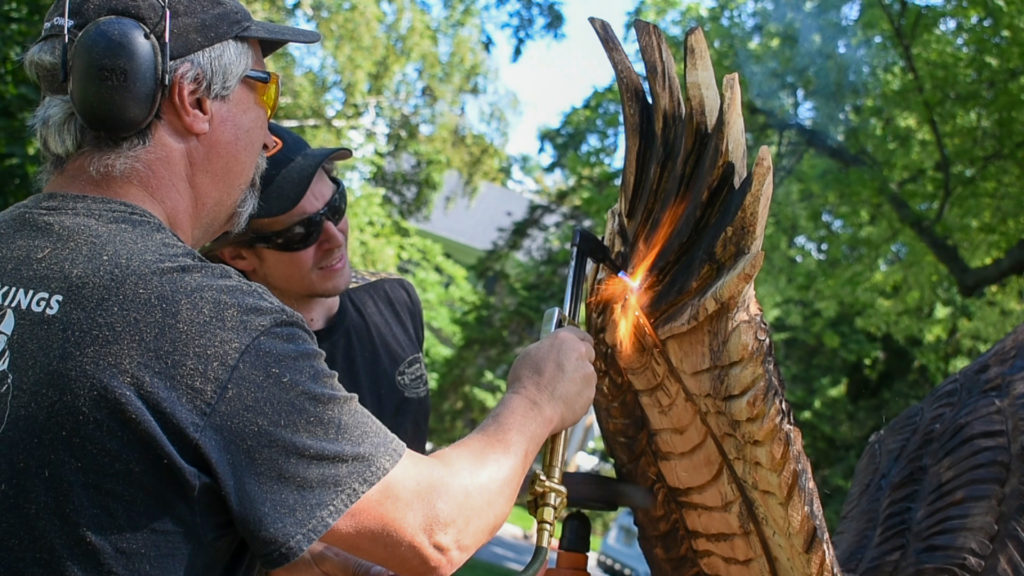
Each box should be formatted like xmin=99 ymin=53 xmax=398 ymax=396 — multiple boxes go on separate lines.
xmin=0 ymin=193 xmax=405 ymax=574
xmin=317 ymin=277 xmax=430 ymax=453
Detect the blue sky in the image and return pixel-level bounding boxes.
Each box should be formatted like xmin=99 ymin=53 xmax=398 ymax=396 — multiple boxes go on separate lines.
xmin=494 ymin=0 xmax=636 ymax=157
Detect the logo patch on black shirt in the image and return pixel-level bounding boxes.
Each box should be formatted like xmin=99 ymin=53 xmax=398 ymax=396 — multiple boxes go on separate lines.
xmin=395 ymin=353 xmax=429 ymax=398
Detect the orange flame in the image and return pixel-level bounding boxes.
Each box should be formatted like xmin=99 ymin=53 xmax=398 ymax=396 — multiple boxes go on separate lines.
xmin=592 ymin=200 xmax=688 ymax=356
xmin=591 ymin=245 xmax=656 ymax=357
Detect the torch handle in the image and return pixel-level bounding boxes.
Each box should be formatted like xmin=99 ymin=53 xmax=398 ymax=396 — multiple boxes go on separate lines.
xmin=528 ymin=307 xmax=571 ymax=553
xmin=519 ymin=228 xmax=602 ymax=576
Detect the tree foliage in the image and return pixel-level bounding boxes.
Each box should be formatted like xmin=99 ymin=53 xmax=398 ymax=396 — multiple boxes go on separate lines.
xmin=0 ymin=0 xmax=49 ymax=206
xmin=244 ymin=0 xmax=509 ymax=218
xmin=484 ymin=0 xmax=565 ymax=61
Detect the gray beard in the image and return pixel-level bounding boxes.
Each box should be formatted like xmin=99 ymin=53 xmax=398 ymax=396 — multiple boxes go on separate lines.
xmin=230 ymin=153 xmax=267 ymax=234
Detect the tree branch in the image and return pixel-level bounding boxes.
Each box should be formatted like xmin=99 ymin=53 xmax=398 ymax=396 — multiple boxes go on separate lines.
xmin=885 ymin=188 xmax=1024 ymax=296
xmin=749 ymin=105 xmax=1024 ymax=297
xmin=878 ymin=0 xmax=954 ymax=224
xmin=749 ymin=104 xmax=871 ymax=168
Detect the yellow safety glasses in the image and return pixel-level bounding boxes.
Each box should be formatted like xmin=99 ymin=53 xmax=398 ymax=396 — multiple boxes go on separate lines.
xmin=243 ymin=69 xmax=280 ymax=120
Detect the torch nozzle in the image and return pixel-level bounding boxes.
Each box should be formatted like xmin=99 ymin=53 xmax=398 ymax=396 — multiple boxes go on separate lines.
xmin=576 ymin=228 xmax=628 ymax=276
xmin=617 ymin=270 xmax=640 ymax=289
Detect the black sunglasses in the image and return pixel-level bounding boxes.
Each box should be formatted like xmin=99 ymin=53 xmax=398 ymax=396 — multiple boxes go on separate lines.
xmin=244 ymin=177 xmax=347 ymax=252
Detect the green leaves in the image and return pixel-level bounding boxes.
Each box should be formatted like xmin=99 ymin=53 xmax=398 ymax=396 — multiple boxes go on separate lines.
xmin=0 ymin=0 xmax=48 ymax=207
xmin=253 ymin=0 xmax=514 ymax=219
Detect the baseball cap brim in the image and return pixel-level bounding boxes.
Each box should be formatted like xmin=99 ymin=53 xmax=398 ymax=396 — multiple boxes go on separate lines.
xmin=255 ymin=147 xmax=353 ymax=219
xmin=238 ymin=20 xmax=321 ymax=57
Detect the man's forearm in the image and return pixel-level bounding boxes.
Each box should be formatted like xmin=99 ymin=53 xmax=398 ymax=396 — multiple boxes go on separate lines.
xmin=323 ymin=327 xmax=596 ymax=575
xmin=323 ymin=389 xmax=559 ymax=575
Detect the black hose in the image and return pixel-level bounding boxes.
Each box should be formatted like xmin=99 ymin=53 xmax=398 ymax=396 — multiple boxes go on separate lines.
xmin=518 ymin=545 xmax=549 ymax=576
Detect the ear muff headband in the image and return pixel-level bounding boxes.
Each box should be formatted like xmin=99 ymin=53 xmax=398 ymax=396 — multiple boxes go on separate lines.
xmin=64 ymin=1 xmax=171 ymax=139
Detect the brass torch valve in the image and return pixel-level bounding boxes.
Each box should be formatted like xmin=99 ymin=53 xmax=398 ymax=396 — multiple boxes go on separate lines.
xmin=527 ymin=465 xmax=569 ymax=549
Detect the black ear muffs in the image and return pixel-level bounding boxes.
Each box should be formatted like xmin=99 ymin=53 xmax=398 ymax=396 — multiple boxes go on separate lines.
xmin=68 ymin=15 xmax=163 ymax=138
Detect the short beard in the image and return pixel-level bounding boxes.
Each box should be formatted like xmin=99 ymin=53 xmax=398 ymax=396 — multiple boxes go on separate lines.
xmin=230 ymin=153 xmax=267 ymax=234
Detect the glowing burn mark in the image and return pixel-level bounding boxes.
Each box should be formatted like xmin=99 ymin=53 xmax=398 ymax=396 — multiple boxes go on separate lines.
xmin=593 ymin=268 xmax=647 ymax=357
xmin=593 ymin=200 xmax=687 ymax=356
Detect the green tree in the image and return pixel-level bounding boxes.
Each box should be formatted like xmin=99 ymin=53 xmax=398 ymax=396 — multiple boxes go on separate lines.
xmin=247 ymin=0 xmax=576 ymax=219
xmin=0 ymin=0 xmax=50 ymax=207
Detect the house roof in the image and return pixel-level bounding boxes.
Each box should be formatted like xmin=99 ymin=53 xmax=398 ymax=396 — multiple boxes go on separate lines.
xmin=413 ymin=178 xmax=532 ymax=252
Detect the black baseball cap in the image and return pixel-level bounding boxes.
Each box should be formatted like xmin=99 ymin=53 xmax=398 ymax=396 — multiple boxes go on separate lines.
xmin=38 ymin=0 xmax=321 ymax=60
xmin=254 ymin=123 xmax=353 ymax=219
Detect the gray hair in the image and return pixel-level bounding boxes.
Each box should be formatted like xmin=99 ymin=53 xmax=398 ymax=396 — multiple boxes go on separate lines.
xmin=23 ymin=37 xmax=253 ymax=185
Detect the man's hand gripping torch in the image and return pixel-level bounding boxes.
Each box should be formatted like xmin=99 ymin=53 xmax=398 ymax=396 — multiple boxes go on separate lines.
xmin=519 ymin=227 xmax=628 ymax=576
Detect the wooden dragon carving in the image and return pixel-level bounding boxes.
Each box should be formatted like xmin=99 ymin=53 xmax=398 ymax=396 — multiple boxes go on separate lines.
xmin=584 ymin=17 xmax=1024 ymax=576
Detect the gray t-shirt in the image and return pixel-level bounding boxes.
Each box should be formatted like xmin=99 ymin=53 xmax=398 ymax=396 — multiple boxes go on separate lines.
xmin=0 ymin=193 xmax=405 ymax=574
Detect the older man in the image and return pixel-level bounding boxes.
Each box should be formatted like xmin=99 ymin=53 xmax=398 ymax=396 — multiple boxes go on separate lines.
xmin=0 ymin=1 xmax=596 ymax=575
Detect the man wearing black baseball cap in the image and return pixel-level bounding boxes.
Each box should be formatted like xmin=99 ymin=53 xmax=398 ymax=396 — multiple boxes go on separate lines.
xmin=206 ymin=123 xmax=431 ymax=456
xmin=0 ymin=1 xmax=597 ymax=574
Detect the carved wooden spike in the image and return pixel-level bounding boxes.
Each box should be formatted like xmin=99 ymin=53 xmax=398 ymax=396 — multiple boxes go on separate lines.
xmin=586 ymin=18 xmax=839 ymax=576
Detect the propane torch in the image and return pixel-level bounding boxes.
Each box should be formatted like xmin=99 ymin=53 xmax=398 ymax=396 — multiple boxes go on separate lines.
xmin=518 ymin=227 xmax=631 ymax=576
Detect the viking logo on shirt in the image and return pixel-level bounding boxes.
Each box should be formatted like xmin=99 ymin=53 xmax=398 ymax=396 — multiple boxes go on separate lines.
xmin=0 ymin=284 xmax=62 ymax=315
xmin=0 ymin=308 xmax=14 ymax=434
xmin=395 ymin=353 xmax=429 ymax=398
xmin=0 ymin=284 xmax=62 ymax=435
